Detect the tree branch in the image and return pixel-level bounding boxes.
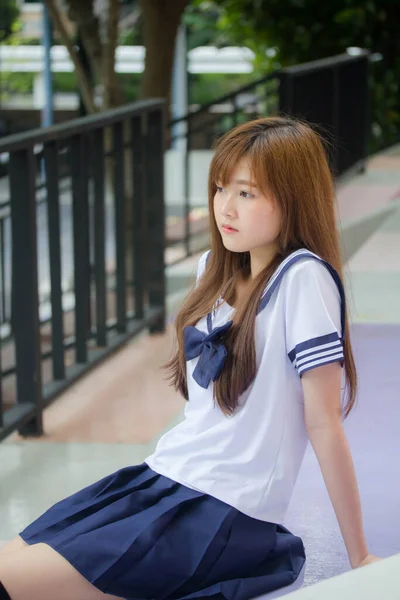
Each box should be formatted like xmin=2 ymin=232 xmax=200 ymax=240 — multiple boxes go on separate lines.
xmin=65 ymin=0 xmax=103 ymax=84
xmin=44 ymin=0 xmax=96 ymax=113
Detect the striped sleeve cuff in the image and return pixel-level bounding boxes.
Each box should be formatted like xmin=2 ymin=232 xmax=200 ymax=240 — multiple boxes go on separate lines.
xmin=288 ymin=332 xmax=344 ymax=377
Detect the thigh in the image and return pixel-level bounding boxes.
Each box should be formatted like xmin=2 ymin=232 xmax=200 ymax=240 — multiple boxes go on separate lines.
xmin=0 ymin=543 xmax=122 ymax=600
xmin=0 ymin=537 xmax=28 ymax=557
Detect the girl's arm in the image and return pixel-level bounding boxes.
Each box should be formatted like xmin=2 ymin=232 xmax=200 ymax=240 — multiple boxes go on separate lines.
xmin=301 ymin=362 xmax=379 ymax=568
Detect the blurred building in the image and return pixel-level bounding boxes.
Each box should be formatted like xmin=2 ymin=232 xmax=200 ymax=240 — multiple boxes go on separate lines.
xmin=17 ymin=0 xmax=135 ymax=40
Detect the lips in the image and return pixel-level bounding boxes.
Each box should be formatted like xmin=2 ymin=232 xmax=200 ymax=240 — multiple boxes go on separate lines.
xmin=221 ymin=224 xmax=238 ymax=232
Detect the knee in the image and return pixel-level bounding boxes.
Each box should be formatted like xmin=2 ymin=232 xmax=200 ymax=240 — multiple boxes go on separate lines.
xmin=0 ymin=537 xmax=28 ymax=557
xmin=0 ymin=581 xmax=12 ymax=600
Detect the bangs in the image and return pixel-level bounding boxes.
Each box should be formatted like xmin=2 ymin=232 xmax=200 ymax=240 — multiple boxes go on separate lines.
xmin=210 ymin=135 xmax=254 ymax=187
xmin=209 ymin=134 xmax=272 ymax=196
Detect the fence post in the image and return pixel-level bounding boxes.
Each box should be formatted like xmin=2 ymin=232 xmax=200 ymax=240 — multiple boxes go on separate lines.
xmin=92 ymin=128 xmax=107 ymax=346
xmin=44 ymin=141 xmax=66 ymax=380
xmin=70 ymin=134 xmax=90 ymax=363
xmin=331 ymin=64 xmax=340 ymax=176
xmin=9 ymin=148 xmax=43 ymax=435
xmin=278 ymin=71 xmax=293 ymax=115
xmin=113 ymin=121 xmax=127 ymax=334
xmin=361 ymin=54 xmax=370 ymax=169
xmin=131 ymin=115 xmax=145 ymax=320
xmin=146 ymin=108 xmax=166 ymax=334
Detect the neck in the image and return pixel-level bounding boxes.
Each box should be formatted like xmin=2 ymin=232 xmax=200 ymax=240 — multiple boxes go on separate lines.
xmin=249 ymin=244 xmax=279 ymax=280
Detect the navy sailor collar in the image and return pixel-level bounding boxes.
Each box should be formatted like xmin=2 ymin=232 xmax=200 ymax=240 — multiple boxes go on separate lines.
xmin=205 ymin=249 xmax=346 ymax=340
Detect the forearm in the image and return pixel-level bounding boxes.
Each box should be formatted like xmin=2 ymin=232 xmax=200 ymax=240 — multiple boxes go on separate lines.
xmin=308 ymin=421 xmax=368 ymax=568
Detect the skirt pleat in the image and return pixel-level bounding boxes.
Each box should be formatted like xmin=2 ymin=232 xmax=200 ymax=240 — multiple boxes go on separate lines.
xmin=20 ymin=463 xmax=305 ymax=600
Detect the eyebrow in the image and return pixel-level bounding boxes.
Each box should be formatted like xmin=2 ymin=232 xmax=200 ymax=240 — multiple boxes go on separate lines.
xmin=234 ymin=179 xmax=257 ymax=187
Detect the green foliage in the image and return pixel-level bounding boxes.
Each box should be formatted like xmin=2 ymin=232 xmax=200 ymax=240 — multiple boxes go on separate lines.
xmin=370 ymin=58 xmax=400 ymax=152
xmin=209 ymin=0 xmax=400 ymax=150
xmin=183 ymin=2 xmax=226 ymax=50
xmin=0 ymin=72 xmax=35 ymax=99
xmin=20 ymin=36 xmax=42 ymax=45
xmin=211 ymin=0 xmax=397 ymax=66
xmin=118 ymin=73 xmax=141 ymax=101
xmin=52 ymin=72 xmax=77 ymax=92
xmin=189 ymin=72 xmax=255 ymax=105
xmin=119 ymin=18 xmax=143 ymax=45
xmin=0 ymin=72 xmax=79 ymax=99
xmin=0 ymin=0 xmax=19 ymax=42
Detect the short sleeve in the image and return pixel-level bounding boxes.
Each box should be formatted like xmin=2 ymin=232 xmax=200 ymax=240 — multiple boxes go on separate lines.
xmin=195 ymin=250 xmax=210 ymax=287
xmin=284 ymin=260 xmax=344 ymax=377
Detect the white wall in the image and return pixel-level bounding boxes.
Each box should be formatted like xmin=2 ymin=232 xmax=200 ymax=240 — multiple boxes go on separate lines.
xmin=164 ymin=149 xmax=214 ymax=208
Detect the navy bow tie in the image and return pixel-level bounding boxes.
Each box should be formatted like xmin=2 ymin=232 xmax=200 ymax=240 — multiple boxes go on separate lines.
xmin=183 ymin=321 xmax=233 ymax=389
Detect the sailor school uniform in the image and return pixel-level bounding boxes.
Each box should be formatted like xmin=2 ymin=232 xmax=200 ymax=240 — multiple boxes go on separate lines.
xmin=20 ymin=248 xmax=345 ymax=600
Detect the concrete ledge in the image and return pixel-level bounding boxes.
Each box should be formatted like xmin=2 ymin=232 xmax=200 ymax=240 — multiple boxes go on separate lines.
xmin=340 ymin=200 xmax=400 ymax=263
xmin=278 ymin=554 xmax=400 ymax=599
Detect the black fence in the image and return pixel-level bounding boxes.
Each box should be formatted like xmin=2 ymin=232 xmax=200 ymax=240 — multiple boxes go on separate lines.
xmin=279 ymin=52 xmax=370 ymax=176
xmin=168 ymin=50 xmax=370 ymax=259
xmin=0 ymin=51 xmax=371 ymax=442
xmin=0 ymin=100 xmax=166 ymax=441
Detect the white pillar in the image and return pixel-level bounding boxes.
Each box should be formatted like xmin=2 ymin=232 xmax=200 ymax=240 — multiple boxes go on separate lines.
xmin=33 ymin=72 xmax=45 ymax=109
xmin=168 ymin=24 xmax=188 ymax=209
xmin=171 ymin=24 xmax=188 ymax=152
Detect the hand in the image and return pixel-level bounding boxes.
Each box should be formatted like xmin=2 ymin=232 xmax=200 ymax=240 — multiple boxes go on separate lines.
xmin=354 ymin=554 xmax=383 ymax=569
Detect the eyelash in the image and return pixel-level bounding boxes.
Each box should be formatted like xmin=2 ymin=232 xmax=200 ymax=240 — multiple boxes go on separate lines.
xmin=215 ymin=185 xmax=254 ymax=199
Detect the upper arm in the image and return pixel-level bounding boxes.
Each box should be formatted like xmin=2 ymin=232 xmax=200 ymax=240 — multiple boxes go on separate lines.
xmin=284 ymin=259 xmax=346 ymax=428
xmin=302 ymin=362 xmax=343 ymax=431
xmin=285 ymin=260 xmax=345 ymax=378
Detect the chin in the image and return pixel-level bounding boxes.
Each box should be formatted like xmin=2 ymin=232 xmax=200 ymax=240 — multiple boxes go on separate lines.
xmin=221 ymin=239 xmax=250 ymax=253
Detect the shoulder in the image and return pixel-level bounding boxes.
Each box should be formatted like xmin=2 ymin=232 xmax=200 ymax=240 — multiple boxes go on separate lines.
xmin=281 ymin=253 xmax=344 ymax=329
xmin=264 ymin=250 xmax=341 ymax=298
xmin=282 ymin=254 xmax=342 ymax=299
xmin=284 ymin=254 xmax=339 ymax=291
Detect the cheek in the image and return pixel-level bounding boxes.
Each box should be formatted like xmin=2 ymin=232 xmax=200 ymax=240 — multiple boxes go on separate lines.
xmin=245 ymin=202 xmax=272 ymax=224
xmin=213 ymin=193 xmax=219 ymax=214
xmin=269 ymin=205 xmax=282 ymax=234
xmin=248 ymin=203 xmax=281 ymax=237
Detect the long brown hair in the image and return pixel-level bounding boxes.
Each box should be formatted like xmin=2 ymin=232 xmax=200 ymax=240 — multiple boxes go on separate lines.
xmin=165 ymin=117 xmax=357 ymax=417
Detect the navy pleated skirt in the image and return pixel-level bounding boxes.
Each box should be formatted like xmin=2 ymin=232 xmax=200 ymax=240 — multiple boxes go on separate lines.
xmin=20 ymin=463 xmax=305 ymax=600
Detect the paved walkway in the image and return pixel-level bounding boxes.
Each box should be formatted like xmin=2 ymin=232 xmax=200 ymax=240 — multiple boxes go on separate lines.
xmin=338 ymin=146 xmax=400 ymax=324
xmin=1 ymin=146 xmax=400 ymax=596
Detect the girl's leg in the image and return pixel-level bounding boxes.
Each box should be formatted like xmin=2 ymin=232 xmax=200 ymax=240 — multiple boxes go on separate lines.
xmin=0 ymin=537 xmax=28 ymax=558
xmin=0 ymin=544 xmax=122 ymax=600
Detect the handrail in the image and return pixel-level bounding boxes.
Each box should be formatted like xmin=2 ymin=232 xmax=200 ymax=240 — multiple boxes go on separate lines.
xmin=281 ymin=50 xmax=370 ymax=74
xmin=0 ymin=99 xmax=165 ymax=153
xmin=168 ymin=51 xmax=372 ymax=128
xmin=168 ymin=72 xmax=280 ymax=126
xmin=0 ymin=100 xmax=166 ymax=440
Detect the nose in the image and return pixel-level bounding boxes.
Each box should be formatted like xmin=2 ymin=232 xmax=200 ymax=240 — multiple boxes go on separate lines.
xmin=220 ymin=192 xmax=237 ymax=218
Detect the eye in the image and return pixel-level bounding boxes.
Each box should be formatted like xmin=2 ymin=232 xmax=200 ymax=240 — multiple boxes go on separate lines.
xmin=215 ymin=185 xmax=226 ymax=193
xmin=240 ymin=190 xmax=254 ymax=199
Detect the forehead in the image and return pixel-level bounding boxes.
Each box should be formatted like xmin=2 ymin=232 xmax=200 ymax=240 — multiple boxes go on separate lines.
xmin=229 ymin=158 xmax=252 ymax=179
xmin=218 ymin=156 xmax=256 ymax=185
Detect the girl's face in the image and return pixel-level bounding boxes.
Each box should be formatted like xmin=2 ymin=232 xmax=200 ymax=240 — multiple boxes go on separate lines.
xmin=213 ymin=157 xmax=282 ymax=268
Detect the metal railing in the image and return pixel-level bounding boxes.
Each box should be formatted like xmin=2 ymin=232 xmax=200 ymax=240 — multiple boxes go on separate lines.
xmin=167 ymin=50 xmax=370 ymax=260
xmin=0 ymin=51 xmax=371 ymax=441
xmin=0 ymin=100 xmax=166 ymax=441
xmin=279 ymin=52 xmax=370 ymax=175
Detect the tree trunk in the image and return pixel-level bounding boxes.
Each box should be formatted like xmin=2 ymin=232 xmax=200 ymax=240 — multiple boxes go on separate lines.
xmin=139 ymin=0 xmax=189 ymax=101
xmin=45 ymin=0 xmax=96 ymax=113
xmin=66 ymin=0 xmax=103 ymax=85
xmin=103 ymin=0 xmax=121 ymax=109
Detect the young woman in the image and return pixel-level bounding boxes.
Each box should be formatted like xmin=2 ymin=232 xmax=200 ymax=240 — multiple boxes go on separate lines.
xmin=0 ymin=117 xmax=380 ymax=600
